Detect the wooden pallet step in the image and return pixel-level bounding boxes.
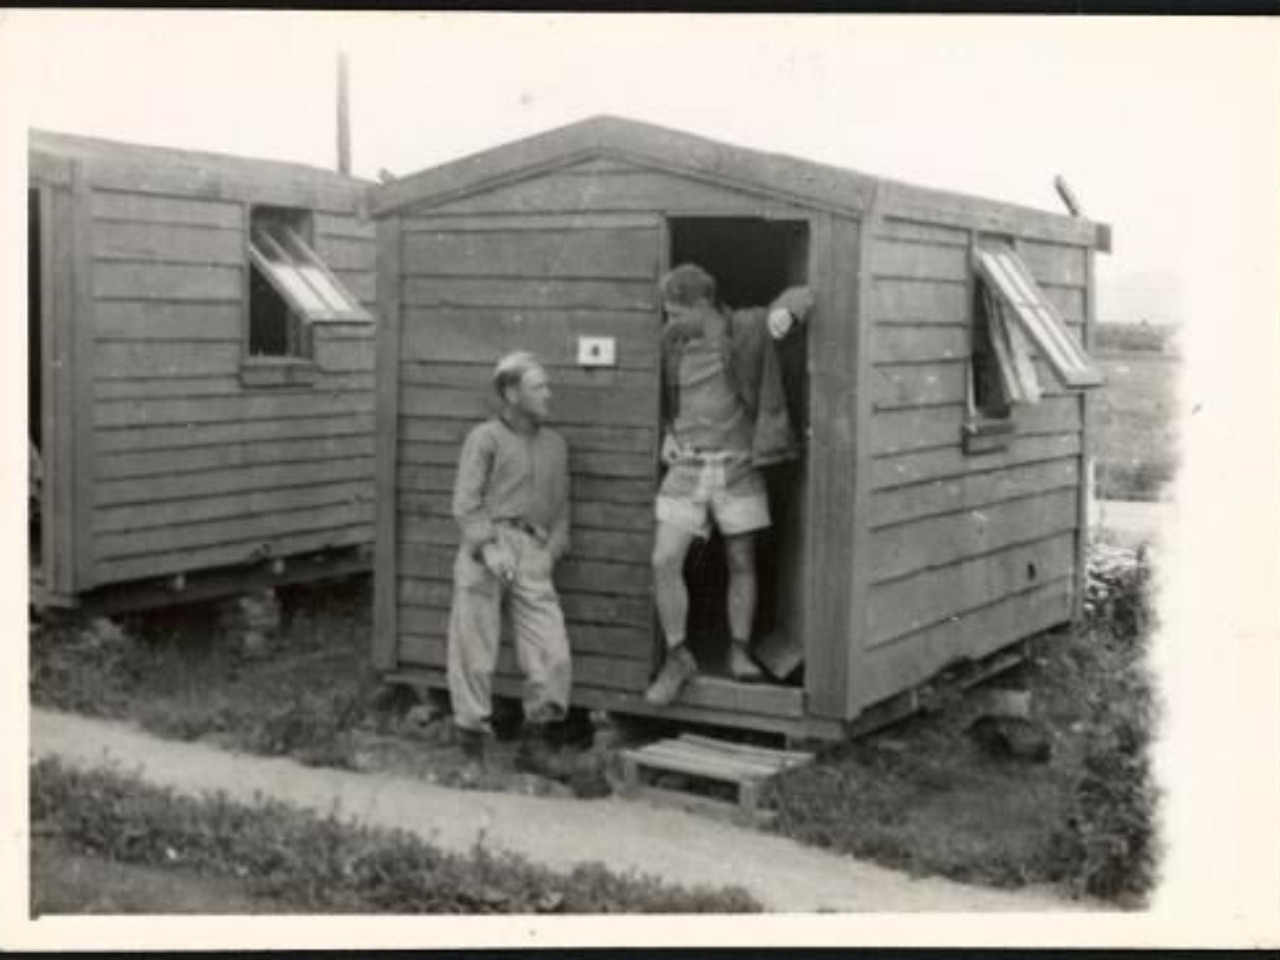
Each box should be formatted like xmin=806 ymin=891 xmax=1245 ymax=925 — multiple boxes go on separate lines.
xmin=636 ymin=743 xmax=779 ymax=780
xmin=620 ymin=733 xmax=814 ymax=813
xmin=677 ymin=733 xmax=815 ymax=766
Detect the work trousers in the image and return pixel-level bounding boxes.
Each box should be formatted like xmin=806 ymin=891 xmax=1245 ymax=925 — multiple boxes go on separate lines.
xmin=447 ymin=525 xmax=572 ymax=732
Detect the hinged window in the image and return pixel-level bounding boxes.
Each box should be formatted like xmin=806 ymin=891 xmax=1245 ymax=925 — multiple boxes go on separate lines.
xmin=247 ymin=206 xmax=370 ymax=362
xmin=973 ymin=273 xmax=1044 ymax=412
xmin=973 ymin=244 xmax=1103 ymax=389
xmin=965 ymin=242 xmax=1101 ymax=455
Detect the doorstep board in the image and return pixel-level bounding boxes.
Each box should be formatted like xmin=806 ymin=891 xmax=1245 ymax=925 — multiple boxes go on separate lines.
xmin=620 ymin=732 xmax=814 ymax=813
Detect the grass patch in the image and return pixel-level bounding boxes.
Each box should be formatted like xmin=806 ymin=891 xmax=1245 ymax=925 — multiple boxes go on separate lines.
xmin=29 ymin=576 xmax=606 ymax=796
xmin=763 ymin=545 xmax=1159 ymax=905
xmin=31 ymin=757 xmax=761 ymax=914
xmin=32 ymin=834 xmax=290 ymax=915
xmin=1093 ymin=347 xmax=1178 ymax=502
xmin=1095 ymin=462 xmax=1174 ymax=503
xmin=31 ymin=579 xmax=375 ymax=769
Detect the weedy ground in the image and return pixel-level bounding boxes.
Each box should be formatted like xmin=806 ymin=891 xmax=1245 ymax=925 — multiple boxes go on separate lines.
xmin=763 ymin=549 xmax=1157 ymax=905
xmin=30 ymin=543 xmax=1157 ymax=908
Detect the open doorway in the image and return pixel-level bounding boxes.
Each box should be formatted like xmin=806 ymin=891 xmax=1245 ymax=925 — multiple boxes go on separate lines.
xmin=28 ymin=188 xmax=43 ymax=575
xmin=665 ymin=216 xmax=811 ymax=687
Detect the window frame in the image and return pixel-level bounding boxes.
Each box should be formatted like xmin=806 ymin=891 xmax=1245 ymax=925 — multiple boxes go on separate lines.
xmin=973 ymin=243 xmax=1103 ymax=389
xmin=241 ymin=204 xmax=371 ymax=388
xmin=963 ymin=238 xmax=1102 ymax=455
xmin=964 ymin=235 xmax=1017 ymax=454
xmin=249 ymin=218 xmax=370 ymax=324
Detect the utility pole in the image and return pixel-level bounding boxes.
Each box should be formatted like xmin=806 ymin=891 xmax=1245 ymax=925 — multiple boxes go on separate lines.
xmin=337 ymin=50 xmax=351 ymax=176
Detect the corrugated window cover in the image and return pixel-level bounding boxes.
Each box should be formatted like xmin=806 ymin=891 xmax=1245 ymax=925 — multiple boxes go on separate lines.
xmin=250 ymin=223 xmax=372 ymax=324
xmin=974 ymin=245 xmax=1103 ymax=388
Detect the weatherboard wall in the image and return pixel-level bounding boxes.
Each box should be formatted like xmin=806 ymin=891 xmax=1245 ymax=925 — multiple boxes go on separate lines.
xmin=855 ymin=212 xmax=1091 ymax=711
xmin=31 ymin=137 xmax=377 ymax=600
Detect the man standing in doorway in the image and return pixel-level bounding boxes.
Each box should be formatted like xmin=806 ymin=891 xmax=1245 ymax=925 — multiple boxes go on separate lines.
xmin=646 ymin=264 xmax=814 ymax=706
xmin=449 ymin=351 xmax=572 ymax=777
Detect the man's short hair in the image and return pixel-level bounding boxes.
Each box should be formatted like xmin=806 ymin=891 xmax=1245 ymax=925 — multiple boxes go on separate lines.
xmin=493 ymin=350 xmax=543 ymax=401
xmin=660 ymin=263 xmax=717 ymax=308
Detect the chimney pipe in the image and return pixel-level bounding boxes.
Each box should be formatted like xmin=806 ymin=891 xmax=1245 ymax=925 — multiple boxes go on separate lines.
xmin=1053 ymin=174 xmax=1083 ymax=218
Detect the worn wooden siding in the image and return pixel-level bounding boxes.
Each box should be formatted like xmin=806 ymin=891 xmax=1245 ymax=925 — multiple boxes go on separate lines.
xmin=390 ymin=161 xmax=815 ymax=696
xmin=856 ymin=217 xmax=1088 ymax=705
xmin=393 ymin=184 xmax=676 ymax=695
xmin=87 ymin=186 xmax=376 ymax=586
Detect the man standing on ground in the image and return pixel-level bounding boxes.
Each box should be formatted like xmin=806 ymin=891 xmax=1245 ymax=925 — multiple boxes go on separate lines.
xmin=448 ymin=351 xmax=572 ymax=777
xmin=646 ymin=264 xmax=814 ymax=706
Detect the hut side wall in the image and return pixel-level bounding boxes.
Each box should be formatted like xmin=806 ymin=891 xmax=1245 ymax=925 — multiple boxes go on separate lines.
xmin=856 ymin=215 xmax=1089 ymax=708
xmin=86 ymin=185 xmax=376 ymax=588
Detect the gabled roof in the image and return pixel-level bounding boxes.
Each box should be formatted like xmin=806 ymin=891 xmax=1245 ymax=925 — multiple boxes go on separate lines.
xmin=30 ymin=129 xmax=370 ymax=213
xmin=370 ymin=114 xmax=877 ymax=219
xmin=368 ymin=115 xmax=1109 ymax=250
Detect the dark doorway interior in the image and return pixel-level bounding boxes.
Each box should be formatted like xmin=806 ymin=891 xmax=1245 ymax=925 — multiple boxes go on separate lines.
xmin=664 ymin=217 xmax=811 ymax=686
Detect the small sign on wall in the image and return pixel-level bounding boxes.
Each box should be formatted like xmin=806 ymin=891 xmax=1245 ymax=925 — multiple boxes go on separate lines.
xmin=578 ymin=336 xmax=616 ymax=367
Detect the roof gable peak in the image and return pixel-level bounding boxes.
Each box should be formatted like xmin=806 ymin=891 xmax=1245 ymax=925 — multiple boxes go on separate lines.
xmin=370 ymin=114 xmax=879 ymax=219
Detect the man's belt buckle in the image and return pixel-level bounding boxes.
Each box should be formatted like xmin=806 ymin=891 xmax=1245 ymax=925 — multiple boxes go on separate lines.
xmin=689 ymin=448 xmax=733 ymax=464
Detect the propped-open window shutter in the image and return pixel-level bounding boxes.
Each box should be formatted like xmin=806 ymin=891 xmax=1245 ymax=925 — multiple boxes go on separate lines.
xmin=974 ymin=245 xmax=1103 ymax=388
xmin=249 ymin=224 xmax=371 ymax=324
xmin=981 ymin=283 xmax=1042 ymax=404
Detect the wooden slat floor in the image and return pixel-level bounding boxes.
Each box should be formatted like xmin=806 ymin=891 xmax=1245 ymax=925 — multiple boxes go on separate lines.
xmin=620 ymin=732 xmax=814 ymax=813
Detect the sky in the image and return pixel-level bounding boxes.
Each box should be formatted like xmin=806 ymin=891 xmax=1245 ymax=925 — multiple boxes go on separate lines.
xmin=1 ymin=11 xmax=1279 ymax=946
xmin=2 ymin=12 xmax=1275 ymax=325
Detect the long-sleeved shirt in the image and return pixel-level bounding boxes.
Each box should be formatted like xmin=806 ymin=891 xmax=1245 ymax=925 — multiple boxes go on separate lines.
xmin=661 ymin=285 xmax=814 ymax=468
xmin=451 ymin=413 xmax=570 ymax=560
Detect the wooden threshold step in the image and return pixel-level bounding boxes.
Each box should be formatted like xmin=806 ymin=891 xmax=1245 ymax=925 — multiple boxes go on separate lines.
xmin=620 ymin=733 xmax=814 ymax=813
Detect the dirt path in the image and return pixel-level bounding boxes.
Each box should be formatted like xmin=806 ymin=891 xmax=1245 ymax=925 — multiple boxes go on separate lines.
xmin=31 ymin=708 xmax=1083 ymax=912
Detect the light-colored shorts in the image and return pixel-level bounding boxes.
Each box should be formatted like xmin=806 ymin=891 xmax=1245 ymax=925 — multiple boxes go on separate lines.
xmin=655 ymin=454 xmax=771 ymax=539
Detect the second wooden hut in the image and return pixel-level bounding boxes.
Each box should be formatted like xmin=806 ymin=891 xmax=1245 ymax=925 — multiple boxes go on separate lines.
xmin=29 ymin=131 xmax=378 ymax=612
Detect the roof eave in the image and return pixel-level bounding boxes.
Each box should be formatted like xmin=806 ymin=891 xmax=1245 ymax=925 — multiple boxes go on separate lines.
xmin=877 ymin=178 xmax=1110 ymax=250
xmin=369 ymin=115 xmax=878 ymax=220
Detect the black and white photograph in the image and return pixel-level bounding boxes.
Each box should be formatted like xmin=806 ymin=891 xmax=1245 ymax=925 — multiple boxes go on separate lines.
xmin=1 ymin=9 xmax=1277 ymax=950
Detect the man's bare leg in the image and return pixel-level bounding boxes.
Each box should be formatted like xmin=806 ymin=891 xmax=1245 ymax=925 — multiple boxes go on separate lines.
xmin=652 ymin=520 xmax=698 ymax=649
xmin=646 ymin=521 xmax=701 ymax=704
xmin=724 ymin=532 xmax=764 ymax=681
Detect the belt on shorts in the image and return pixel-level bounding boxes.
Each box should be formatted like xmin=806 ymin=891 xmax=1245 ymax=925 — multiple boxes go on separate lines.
xmin=682 ymin=448 xmax=744 ymax=464
xmin=496 ymin=518 xmax=546 ymax=542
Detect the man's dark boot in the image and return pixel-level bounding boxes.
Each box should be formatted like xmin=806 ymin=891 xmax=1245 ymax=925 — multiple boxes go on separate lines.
xmin=515 ymin=723 xmax=574 ymax=781
xmin=457 ymin=725 xmax=487 ymax=762
xmin=644 ymin=643 xmax=698 ymax=705
xmin=456 ymin=724 xmax=489 ymax=783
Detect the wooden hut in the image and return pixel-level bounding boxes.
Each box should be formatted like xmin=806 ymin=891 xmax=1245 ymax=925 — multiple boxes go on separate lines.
xmin=29 ymin=131 xmax=377 ymax=612
xmin=368 ymin=116 xmax=1109 ymax=740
